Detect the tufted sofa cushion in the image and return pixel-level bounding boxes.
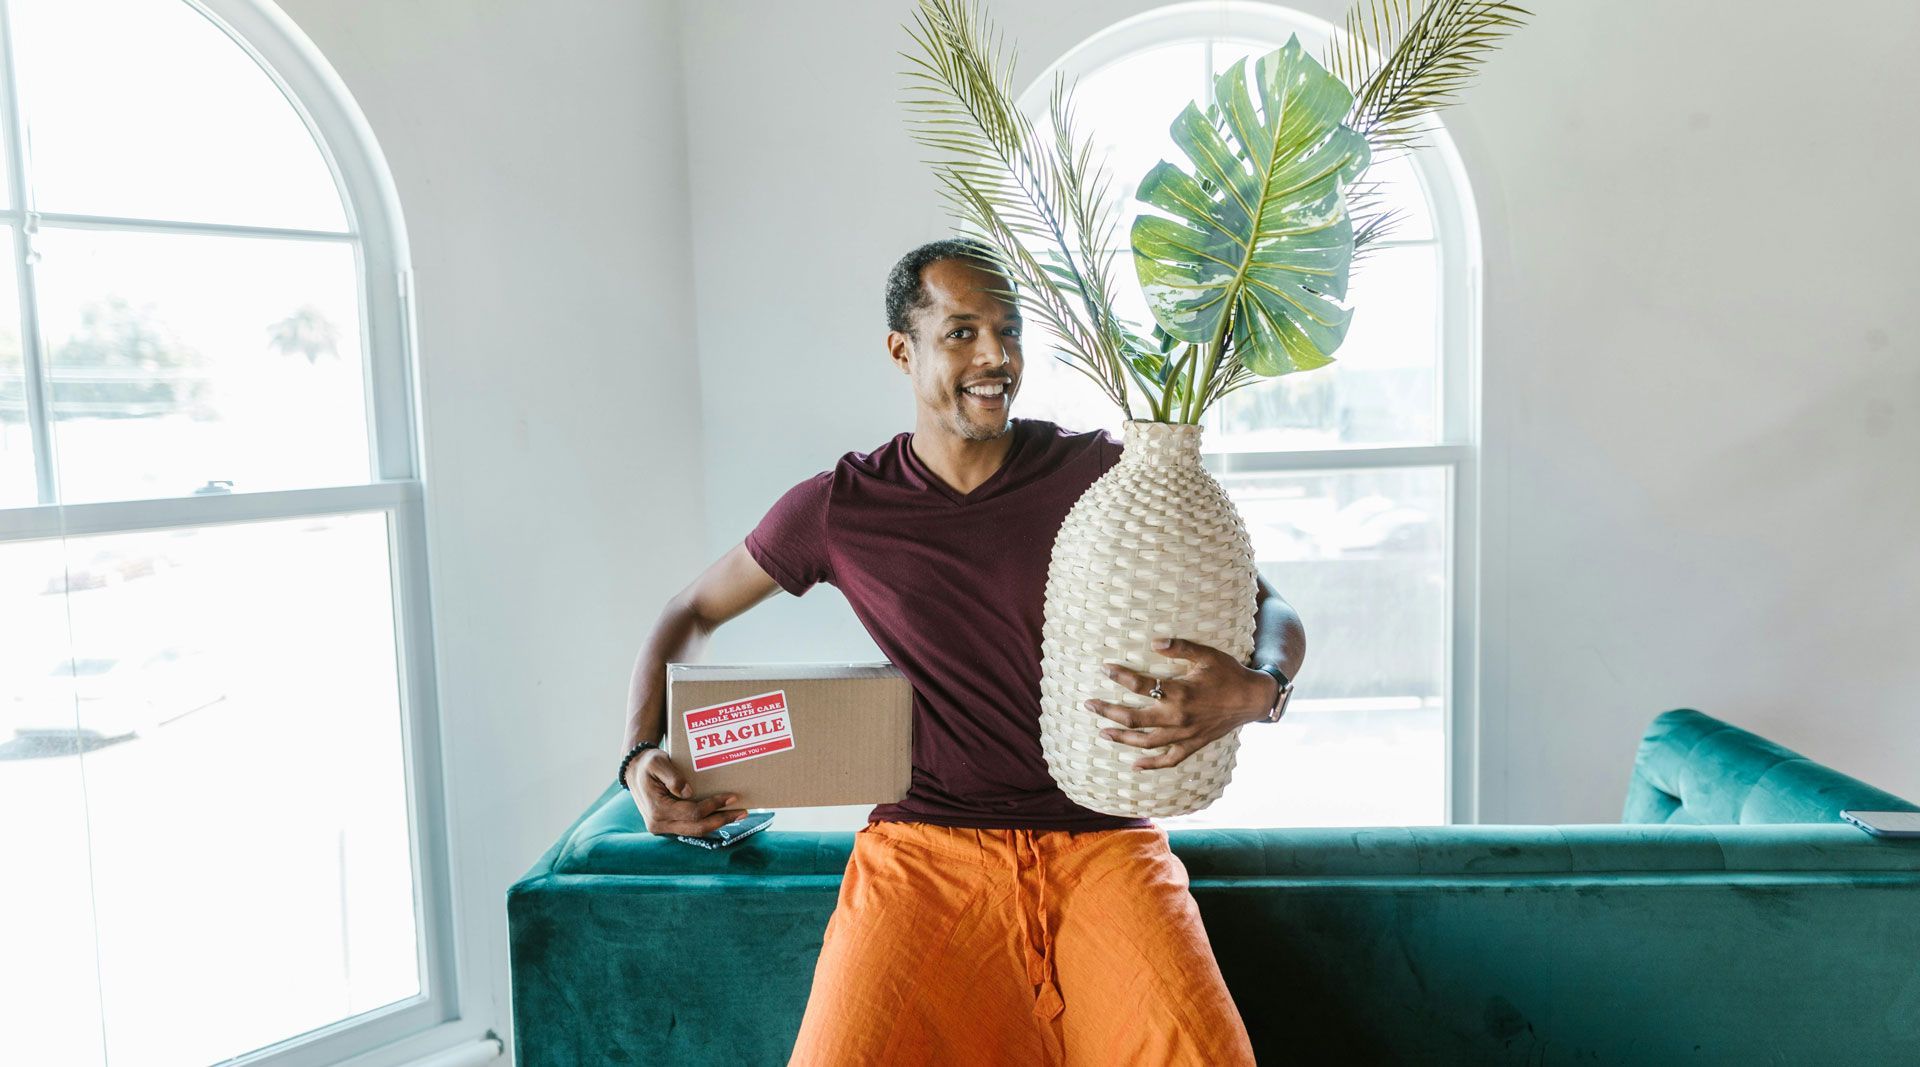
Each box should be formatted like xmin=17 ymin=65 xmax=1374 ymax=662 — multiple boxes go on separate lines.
xmin=1622 ymin=708 xmax=1918 ymax=824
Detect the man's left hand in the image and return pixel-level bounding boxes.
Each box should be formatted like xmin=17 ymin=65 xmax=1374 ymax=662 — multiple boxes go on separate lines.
xmin=1086 ymin=637 xmax=1279 ymax=770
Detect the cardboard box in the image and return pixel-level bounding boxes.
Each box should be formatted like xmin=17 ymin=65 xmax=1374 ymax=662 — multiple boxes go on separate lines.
xmin=664 ymin=662 xmax=913 ymax=808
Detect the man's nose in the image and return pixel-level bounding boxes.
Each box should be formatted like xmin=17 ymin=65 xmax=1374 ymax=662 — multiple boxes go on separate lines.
xmin=974 ymin=339 xmax=1011 ymax=367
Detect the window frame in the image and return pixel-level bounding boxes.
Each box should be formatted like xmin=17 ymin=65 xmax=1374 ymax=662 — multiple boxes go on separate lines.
xmin=0 ymin=1 xmax=488 ymax=1063
xmin=1016 ymin=0 xmax=1484 ymax=824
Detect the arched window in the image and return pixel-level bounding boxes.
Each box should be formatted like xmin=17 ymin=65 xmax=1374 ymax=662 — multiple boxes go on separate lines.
xmin=0 ymin=1 xmax=453 ymax=1062
xmin=1015 ymin=1 xmax=1481 ymax=828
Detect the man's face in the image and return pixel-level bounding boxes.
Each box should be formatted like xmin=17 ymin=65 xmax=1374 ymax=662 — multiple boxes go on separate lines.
xmin=888 ymin=257 xmax=1023 ymax=442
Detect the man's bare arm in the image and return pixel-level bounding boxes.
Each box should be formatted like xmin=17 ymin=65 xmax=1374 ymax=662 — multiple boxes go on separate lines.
xmin=1252 ymin=572 xmax=1306 ymax=682
xmin=621 ymin=542 xmax=783 ymax=835
xmin=625 ymin=542 xmax=782 ymax=750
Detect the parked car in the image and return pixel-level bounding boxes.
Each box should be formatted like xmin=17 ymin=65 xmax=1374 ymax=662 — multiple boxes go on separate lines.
xmin=39 ymin=547 xmax=177 ymax=595
xmin=3 ymin=645 xmax=228 ymax=749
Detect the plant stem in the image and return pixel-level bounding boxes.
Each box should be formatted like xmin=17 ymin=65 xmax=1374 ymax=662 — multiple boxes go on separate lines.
xmin=1186 ymin=302 xmax=1238 ymax=424
xmin=1169 ymin=342 xmax=1200 ymax=422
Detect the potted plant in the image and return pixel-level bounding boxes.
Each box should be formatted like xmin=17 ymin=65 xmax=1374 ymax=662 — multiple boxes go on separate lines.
xmin=902 ymin=0 xmax=1528 ymax=816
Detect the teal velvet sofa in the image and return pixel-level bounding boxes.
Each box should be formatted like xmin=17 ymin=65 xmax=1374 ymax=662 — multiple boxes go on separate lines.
xmin=508 ymin=709 xmax=1920 ymax=1064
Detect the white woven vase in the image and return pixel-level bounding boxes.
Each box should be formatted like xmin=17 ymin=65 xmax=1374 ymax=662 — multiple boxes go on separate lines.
xmin=1037 ymin=420 xmax=1257 ymax=818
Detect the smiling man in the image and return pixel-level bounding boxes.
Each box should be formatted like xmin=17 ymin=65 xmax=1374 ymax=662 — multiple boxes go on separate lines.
xmin=618 ymin=237 xmax=1305 ymax=1065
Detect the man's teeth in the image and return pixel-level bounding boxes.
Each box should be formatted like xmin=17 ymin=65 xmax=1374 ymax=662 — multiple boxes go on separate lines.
xmin=964 ymin=383 xmax=1006 ymax=397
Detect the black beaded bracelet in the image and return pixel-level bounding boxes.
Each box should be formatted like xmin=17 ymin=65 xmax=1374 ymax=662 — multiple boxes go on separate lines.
xmin=617 ymin=740 xmax=661 ymax=791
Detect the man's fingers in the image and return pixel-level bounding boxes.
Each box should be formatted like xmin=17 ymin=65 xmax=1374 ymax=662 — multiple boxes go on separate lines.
xmin=664 ymin=793 xmax=739 ymax=821
xmin=655 ymin=792 xmax=738 ymax=817
xmin=644 ymin=751 xmax=693 ymax=799
xmin=692 ymin=793 xmax=741 ymax=818
xmin=1101 ymin=726 xmax=1191 ymax=750
xmin=1102 ymin=662 xmax=1191 ymax=702
xmin=1132 ymin=742 xmax=1192 ymax=770
xmin=647 ymin=806 xmax=747 ymax=838
xmin=641 ymin=780 xmax=742 ymax=836
xmin=1085 ymin=697 xmax=1179 ymax=729
xmin=696 ymin=808 xmax=751 ymax=834
xmin=1100 ymin=662 xmax=1157 ymax=695
xmin=1149 ymin=637 xmax=1212 ymax=663
xmin=631 ymin=751 xmax=756 ymax=838
xmin=668 ymin=807 xmax=750 ymax=837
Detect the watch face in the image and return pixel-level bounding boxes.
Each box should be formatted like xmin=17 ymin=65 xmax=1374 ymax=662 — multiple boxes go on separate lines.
xmin=1269 ymin=682 xmax=1292 ymax=723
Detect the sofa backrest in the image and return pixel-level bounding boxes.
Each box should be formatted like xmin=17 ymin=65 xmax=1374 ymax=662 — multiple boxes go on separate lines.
xmin=514 ymin=791 xmax=1920 ymax=1066
xmin=1623 ymin=708 xmax=1916 ymax=824
xmin=513 ymin=714 xmax=1920 ymax=1065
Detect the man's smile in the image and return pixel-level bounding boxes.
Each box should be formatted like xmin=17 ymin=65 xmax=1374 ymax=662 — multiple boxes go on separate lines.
xmin=960 ymin=375 xmax=1014 ymax=410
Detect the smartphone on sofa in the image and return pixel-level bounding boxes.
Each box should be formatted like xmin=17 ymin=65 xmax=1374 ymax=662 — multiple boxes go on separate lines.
xmin=1840 ymin=810 xmax=1920 ymax=839
xmin=673 ymin=810 xmax=775 ymax=849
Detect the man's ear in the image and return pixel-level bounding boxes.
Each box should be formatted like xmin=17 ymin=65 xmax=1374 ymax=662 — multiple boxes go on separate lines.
xmin=886 ymin=330 xmax=914 ymax=375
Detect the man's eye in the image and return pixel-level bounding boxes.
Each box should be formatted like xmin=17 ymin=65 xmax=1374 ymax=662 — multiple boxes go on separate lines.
xmin=1003 ymin=326 xmax=1022 ymax=337
xmin=949 ymin=329 xmax=970 ymax=339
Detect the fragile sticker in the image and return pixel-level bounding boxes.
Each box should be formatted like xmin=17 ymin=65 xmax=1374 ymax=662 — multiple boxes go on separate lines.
xmin=685 ymin=689 xmax=796 ymax=771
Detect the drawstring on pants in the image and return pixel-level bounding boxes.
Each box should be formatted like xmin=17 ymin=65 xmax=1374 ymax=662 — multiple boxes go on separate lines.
xmin=1009 ymin=829 xmax=1063 ymax=1021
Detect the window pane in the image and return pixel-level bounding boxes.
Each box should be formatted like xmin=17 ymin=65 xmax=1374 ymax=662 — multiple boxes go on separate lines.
xmin=0 ymin=537 xmax=108 ymax=1063
xmin=1060 ymin=43 xmax=1207 ymax=243
xmin=1162 ymin=466 xmax=1448 ymax=829
xmin=2 ymin=514 xmax=421 ymax=1062
xmin=11 ymin=0 xmax=347 ymax=231
xmin=0 ymin=246 xmax=33 ymax=507
xmin=34 ymin=227 xmax=369 ymax=503
xmin=1205 ymin=243 xmax=1439 ymax=450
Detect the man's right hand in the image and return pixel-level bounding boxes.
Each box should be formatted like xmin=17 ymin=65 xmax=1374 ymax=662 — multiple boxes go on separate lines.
xmin=627 ymin=748 xmax=750 ymax=837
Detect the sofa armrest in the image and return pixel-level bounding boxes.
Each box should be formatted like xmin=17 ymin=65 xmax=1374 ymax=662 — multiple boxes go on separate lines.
xmin=1622 ymin=708 xmax=1917 ymax=824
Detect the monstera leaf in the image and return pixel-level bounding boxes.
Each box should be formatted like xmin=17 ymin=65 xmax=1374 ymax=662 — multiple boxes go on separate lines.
xmin=1131 ymin=35 xmax=1370 ymax=378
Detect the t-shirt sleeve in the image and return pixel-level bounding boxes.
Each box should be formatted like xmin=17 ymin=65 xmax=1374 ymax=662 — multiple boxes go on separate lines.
xmin=1092 ymin=427 xmax=1125 ymax=474
xmin=744 ymin=471 xmax=834 ymax=596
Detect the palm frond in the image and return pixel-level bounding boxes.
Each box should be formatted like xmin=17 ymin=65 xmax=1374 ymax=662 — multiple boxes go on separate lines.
xmin=1339 ymin=174 xmax=1408 ymax=261
xmin=939 ymin=171 xmax=1127 ymax=403
xmin=1046 ymin=69 xmax=1177 ymax=418
xmin=1325 ymin=0 xmax=1530 ymax=158
xmin=901 ymin=0 xmax=1139 ymax=414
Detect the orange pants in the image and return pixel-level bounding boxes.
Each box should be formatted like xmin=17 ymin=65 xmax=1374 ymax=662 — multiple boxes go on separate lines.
xmin=788 ymin=820 xmax=1256 ymax=1066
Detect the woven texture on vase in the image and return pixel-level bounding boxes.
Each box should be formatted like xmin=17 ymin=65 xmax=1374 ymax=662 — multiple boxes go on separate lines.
xmin=1038 ymin=420 xmax=1257 ymax=818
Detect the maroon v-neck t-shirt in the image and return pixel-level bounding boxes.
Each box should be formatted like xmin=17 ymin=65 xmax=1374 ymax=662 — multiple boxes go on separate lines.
xmin=743 ymin=416 xmax=1151 ymax=831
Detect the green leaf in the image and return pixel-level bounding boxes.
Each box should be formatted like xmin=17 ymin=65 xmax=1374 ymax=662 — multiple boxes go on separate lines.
xmin=1326 ymin=1 xmax=1532 ymax=159
xmin=1152 ymin=323 xmax=1179 ymax=355
xmin=1130 ymin=35 xmax=1369 ymax=377
xmin=1128 ymin=350 xmax=1168 ymax=384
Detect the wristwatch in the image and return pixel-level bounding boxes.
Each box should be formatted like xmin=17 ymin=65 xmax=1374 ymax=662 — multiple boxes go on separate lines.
xmin=1251 ymin=664 xmax=1293 ymax=724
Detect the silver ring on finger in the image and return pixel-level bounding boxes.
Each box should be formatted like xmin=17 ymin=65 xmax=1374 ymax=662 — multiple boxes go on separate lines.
xmin=1149 ymin=680 xmax=1165 ymax=701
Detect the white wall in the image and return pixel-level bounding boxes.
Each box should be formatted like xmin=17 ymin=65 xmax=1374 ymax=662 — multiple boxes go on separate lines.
xmin=678 ymin=0 xmax=1920 ymax=822
xmin=273 ymin=0 xmax=706 ymax=1053
xmin=1461 ymin=0 xmax=1920 ymax=821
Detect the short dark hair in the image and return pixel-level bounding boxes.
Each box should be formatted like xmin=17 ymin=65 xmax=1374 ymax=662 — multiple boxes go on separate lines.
xmin=884 ymin=236 xmax=1017 ymax=338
